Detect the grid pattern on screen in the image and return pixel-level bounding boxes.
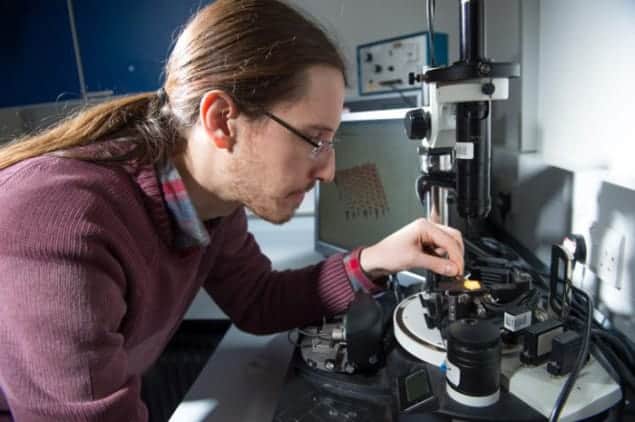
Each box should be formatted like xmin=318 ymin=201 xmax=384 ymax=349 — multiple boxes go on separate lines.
xmin=335 ymin=163 xmax=389 ymax=220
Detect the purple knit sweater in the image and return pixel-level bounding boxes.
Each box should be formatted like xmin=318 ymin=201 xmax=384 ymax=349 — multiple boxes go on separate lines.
xmin=0 ymin=156 xmax=355 ymax=421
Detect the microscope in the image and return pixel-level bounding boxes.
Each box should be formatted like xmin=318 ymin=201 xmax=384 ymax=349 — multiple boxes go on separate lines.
xmin=402 ymin=0 xmax=523 ymax=297
xmin=392 ymin=0 xmax=528 ymax=409
xmin=390 ymin=1 xmax=620 ymax=418
xmin=404 ymin=0 xmax=519 ymax=232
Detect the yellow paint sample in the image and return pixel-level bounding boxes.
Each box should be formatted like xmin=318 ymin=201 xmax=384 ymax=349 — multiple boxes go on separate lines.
xmin=463 ymin=280 xmax=482 ymax=291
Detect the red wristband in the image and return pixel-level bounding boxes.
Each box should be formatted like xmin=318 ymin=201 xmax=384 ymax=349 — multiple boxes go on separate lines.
xmin=343 ymin=247 xmax=385 ymax=294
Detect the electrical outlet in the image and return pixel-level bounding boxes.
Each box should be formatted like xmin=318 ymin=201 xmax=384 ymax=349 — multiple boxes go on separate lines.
xmin=591 ymin=225 xmax=626 ymax=290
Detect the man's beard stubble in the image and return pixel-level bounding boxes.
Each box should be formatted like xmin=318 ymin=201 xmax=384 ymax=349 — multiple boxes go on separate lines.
xmin=226 ymin=152 xmax=295 ymax=225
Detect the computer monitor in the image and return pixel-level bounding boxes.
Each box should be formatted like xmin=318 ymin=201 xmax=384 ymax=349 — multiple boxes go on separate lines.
xmin=315 ymin=109 xmax=426 ymax=280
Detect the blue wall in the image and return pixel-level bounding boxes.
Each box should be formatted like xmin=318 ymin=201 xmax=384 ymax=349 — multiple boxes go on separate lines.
xmin=1 ymin=0 xmax=212 ymax=108
xmin=1 ymin=0 xmax=81 ymax=107
xmin=73 ymin=0 xmax=209 ymax=95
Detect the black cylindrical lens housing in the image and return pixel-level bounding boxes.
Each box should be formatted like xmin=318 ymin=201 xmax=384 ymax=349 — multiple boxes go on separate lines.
xmin=446 ymin=319 xmax=501 ymax=397
xmin=456 ymin=101 xmax=491 ymax=219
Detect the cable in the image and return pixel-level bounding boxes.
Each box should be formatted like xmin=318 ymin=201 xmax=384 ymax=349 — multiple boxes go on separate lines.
xmin=549 ymin=286 xmax=593 ymax=422
xmin=590 ymin=343 xmax=626 ymax=421
xmin=566 ymin=293 xmax=635 ymax=373
xmin=565 ymin=313 xmax=635 ymax=390
xmin=595 ymin=338 xmax=635 ymax=421
xmin=596 ymin=337 xmax=635 ymax=392
xmin=549 ymin=270 xmax=576 ymax=320
xmin=591 ymin=343 xmax=621 ymax=387
xmin=585 ymin=324 xmax=635 ymax=389
xmin=481 ymin=288 xmax=540 ymax=314
xmin=612 ymin=329 xmax=635 ymax=355
xmin=592 ymin=330 xmax=635 ymax=372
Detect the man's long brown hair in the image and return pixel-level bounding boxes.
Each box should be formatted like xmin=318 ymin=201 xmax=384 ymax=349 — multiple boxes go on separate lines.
xmin=0 ymin=0 xmax=346 ymax=169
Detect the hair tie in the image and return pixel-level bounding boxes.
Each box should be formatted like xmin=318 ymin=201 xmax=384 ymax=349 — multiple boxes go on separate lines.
xmin=156 ymin=87 xmax=169 ymax=106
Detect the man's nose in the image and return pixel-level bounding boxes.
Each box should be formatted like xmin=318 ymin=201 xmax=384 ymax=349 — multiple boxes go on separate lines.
xmin=313 ymin=151 xmax=336 ymax=183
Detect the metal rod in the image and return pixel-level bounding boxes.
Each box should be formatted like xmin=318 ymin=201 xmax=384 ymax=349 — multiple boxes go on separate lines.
xmin=67 ymin=0 xmax=87 ymax=101
xmin=424 ymin=153 xmax=453 ymax=225
xmin=459 ymin=0 xmax=484 ymax=62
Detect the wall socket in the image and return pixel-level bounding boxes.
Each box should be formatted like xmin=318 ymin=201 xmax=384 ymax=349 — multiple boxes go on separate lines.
xmin=590 ymin=224 xmax=626 ymax=290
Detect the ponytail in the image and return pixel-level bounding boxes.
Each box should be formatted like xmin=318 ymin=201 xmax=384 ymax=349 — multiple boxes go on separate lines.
xmin=0 ymin=91 xmax=182 ymax=169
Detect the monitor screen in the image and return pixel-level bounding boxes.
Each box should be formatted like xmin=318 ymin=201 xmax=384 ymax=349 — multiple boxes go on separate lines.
xmin=316 ymin=110 xmax=426 ymax=274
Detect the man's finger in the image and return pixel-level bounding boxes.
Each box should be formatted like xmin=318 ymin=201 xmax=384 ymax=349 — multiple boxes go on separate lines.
xmin=416 ymin=254 xmax=459 ymax=277
xmin=435 ymin=223 xmax=465 ymax=256
xmin=418 ymin=221 xmax=464 ymax=275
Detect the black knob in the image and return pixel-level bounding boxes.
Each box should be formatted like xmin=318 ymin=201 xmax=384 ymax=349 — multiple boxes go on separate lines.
xmin=404 ymin=109 xmax=430 ymax=140
xmin=482 ymin=82 xmax=495 ymax=96
xmin=374 ymin=64 xmax=383 ymax=73
xmin=408 ymin=72 xmax=423 ymax=85
xmin=477 ymin=61 xmax=492 ymax=75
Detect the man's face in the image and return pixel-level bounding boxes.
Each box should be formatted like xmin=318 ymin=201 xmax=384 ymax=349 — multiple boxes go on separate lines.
xmin=228 ymin=65 xmax=345 ymax=224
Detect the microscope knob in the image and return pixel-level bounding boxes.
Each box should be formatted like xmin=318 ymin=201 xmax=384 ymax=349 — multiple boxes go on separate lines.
xmin=408 ymin=72 xmax=424 ymax=85
xmin=404 ymin=109 xmax=430 ymax=140
xmin=482 ymin=82 xmax=496 ymax=96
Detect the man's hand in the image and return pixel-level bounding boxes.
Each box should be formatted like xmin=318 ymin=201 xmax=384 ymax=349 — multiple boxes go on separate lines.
xmin=359 ymin=218 xmax=464 ymax=279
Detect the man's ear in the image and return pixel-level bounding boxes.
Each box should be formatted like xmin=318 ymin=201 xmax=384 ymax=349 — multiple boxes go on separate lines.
xmin=199 ymin=90 xmax=239 ymax=151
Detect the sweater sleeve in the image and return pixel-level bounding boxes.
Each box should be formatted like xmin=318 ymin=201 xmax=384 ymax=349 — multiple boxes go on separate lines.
xmin=0 ymin=161 xmax=147 ymax=421
xmin=204 ymin=209 xmax=356 ymax=334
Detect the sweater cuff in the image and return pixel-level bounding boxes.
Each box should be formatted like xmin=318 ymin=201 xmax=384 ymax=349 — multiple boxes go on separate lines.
xmin=317 ymin=253 xmax=356 ymax=316
xmin=343 ymin=247 xmax=386 ymax=295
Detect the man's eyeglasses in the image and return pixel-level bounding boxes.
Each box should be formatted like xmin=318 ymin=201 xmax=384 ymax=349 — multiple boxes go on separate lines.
xmin=262 ymin=111 xmax=337 ymax=160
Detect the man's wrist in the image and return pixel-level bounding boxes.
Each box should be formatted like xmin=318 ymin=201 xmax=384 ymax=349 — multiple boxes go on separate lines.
xmin=343 ymin=247 xmax=386 ymax=293
xmin=359 ymin=247 xmax=389 ymax=288
xmin=359 ymin=245 xmax=390 ymax=280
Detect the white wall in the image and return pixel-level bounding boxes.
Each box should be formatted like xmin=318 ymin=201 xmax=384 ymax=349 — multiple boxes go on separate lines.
xmin=288 ymin=0 xmax=461 ymax=98
xmin=488 ymin=1 xmax=635 ymax=335
xmin=538 ymin=0 xmax=635 ymax=185
xmin=536 ymin=0 xmax=635 ymax=321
